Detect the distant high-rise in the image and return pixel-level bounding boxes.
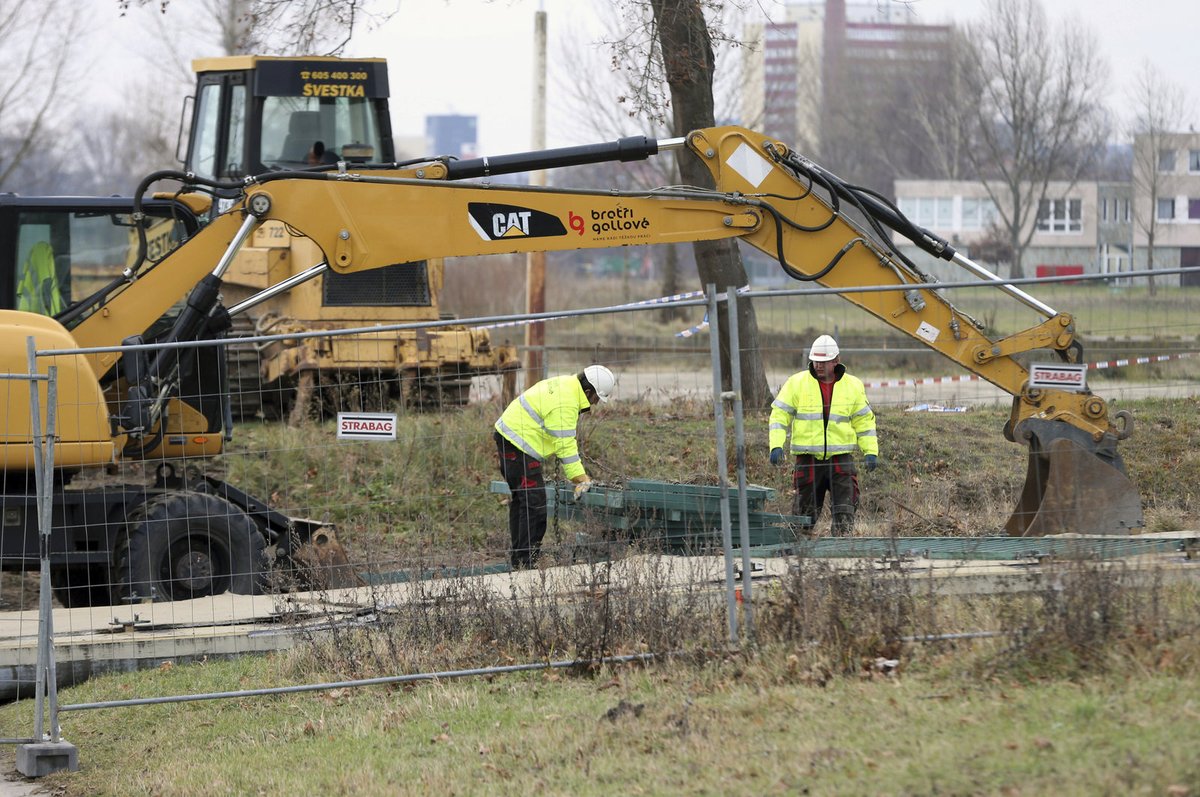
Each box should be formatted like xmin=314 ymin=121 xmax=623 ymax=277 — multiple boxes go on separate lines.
xmin=744 ymin=0 xmax=952 ymax=154
xmin=425 ymin=114 xmax=478 ymax=159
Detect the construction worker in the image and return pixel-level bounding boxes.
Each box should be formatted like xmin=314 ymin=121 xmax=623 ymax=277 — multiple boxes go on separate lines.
xmin=493 ymin=365 xmax=616 ymax=568
xmin=769 ymin=334 xmax=877 ymax=536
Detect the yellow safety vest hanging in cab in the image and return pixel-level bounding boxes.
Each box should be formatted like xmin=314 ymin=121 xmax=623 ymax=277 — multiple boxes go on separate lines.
xmin=769 ymin=370 xmax=877 ymax=459
xmin=494 ymin=374 xmax=590 ymax=480
xmin=17 ymin=242 xmax=65 ymax=317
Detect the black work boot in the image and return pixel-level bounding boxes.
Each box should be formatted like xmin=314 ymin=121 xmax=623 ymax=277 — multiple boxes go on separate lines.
xmin=831 ymin=513 xmax=855 ymax=537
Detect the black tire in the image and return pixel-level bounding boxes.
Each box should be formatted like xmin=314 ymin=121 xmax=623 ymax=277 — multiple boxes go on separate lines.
xmin=49 ymin=566 xmax=113 ymax=608
xmin=115 ymin=492 xmax=267 ymax=603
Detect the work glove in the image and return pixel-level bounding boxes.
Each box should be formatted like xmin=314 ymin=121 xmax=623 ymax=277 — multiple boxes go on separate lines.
xmin=769 ymin=448 xmax=784 ymax=466
xmin=864 ymin=454 xmax=878 ymax=473
xmin=573 ymin=478 xmax=593 ymax=500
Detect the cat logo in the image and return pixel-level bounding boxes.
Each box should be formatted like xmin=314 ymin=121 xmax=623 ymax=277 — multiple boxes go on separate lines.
xmin=467 ymin=203 xmax=567 ymax=241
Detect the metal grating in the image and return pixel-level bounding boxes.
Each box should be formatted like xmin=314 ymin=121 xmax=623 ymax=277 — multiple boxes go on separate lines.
xmin=322 ymin=260 xmax=431 ymax=306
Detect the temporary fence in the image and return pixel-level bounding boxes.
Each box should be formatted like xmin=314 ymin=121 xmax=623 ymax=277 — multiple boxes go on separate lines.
xmin=2 ymin=272 xmax=1199 ymax=776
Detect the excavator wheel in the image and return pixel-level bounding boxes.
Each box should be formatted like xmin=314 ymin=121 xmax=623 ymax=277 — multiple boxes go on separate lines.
xmin=114 ymin=491 xmax=268 ymax=602
xmin=1004 ymin=418 xmax=1144 ymax=537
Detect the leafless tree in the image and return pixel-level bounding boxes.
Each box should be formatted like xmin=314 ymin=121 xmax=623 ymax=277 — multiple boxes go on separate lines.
xmin=0 ymin=1 xmax=89 ymax=190
xmin=598 ymin=0 xmax=771 ymax=406
xmin=961 ymin=0 xmax=1109 ymax=280
xmin=117 ymin=0 xmax=397 ymax=55
xmin=1127 ymin=61 xmax=1192 ymax=297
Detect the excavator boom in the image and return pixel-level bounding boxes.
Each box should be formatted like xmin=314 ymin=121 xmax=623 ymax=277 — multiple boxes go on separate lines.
xmin=81 ymin=126 xmax=1145 ymax=536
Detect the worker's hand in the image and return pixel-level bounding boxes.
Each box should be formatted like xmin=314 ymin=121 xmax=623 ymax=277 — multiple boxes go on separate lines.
xmin=865 ymin=454 xmax=878 ymax=472
xmin=572 ymin=477 xmax=593 ymax=500
xmin=769 ymin=448 xmax=784 ymax=466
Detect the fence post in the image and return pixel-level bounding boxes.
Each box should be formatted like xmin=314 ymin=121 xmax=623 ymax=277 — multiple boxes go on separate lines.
xmin=17 ymin=336 xmax=79 ymax=777
xmin=725 ymin=289 xmax=754 ymax=641
xmin=706 ymin=285 xmax=739 ymax=644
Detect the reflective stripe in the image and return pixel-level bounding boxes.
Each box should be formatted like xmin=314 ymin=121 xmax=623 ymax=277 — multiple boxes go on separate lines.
xmin=858 ymin=429 xmax=877 ymax=438
xmin=519 ymin=395 xmax=545 ymax=427
xmin=769 ymin=422 xmax=788 ymax=431
xmin=826 ymin=413 xmax=851 ymax=423
xmin=560 ymin=454 xmax=581 ymax=465
xmin=794 ymin=412 xmax=824 ymax=421
xmin=495 ymin=419 xmax=540 ymax=460
xmin=548 ymin=428 xmax=575 ymax=438
xmin=792 ymin=443 xmax=858 ymax=454
xmin=771 ymin=399 xmax=796 ymax=414
xmin=852 ymin=405 xmax=873 ymax=418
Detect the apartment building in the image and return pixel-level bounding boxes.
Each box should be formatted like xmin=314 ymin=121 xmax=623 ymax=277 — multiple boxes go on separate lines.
xmin=892 ymin=132 xmax=1200 ymax=286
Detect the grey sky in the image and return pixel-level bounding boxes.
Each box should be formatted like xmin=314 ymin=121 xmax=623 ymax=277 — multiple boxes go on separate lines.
xmin=94 ymin=0 xmax=1198 ymax=157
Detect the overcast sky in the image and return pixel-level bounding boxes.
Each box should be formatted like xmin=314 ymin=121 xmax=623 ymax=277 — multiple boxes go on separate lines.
xmin=98 ymin=0 xmax=1199 ymax=157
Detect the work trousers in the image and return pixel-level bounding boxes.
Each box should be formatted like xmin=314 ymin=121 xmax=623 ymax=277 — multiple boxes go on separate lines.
xmin=792 ymin=453 xmax=860 ymax=536
xmin=494 ymin=431 xmax=546 ymax=568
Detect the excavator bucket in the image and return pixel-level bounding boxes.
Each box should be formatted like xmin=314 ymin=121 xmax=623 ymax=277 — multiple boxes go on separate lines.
xmin=1005 ymin=418 xmax=1143 ymax=537
xmin=291 ymin=526 xmax=363 ymax=590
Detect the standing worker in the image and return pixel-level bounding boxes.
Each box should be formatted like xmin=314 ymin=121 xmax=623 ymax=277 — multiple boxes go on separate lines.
xmin=769 ymin=335 xmax=878 ymax=536
xmin=494 ymin=365 xmax=616 ymax=568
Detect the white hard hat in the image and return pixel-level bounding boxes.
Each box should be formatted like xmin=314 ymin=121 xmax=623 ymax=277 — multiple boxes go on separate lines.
xmin=582 ymin=365 xmax=616 ymax=402
xmin=808 ymin=334 xmax=840 ymax=362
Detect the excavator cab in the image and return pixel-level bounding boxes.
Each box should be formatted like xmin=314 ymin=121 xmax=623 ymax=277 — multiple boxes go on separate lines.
xmin=0 ymin=194 xmax=228 ymax=451
xmin=184 ymin=55 xmax=394 ymax=180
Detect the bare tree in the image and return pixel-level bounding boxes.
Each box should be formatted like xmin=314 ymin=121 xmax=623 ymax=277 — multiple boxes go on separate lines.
xmin=117 ymin=0 xmax=396 ymax=55
xmin=0 ymin=1 xmax=89 ymax=190
xmin=598 ymin=0 xmax=771 ymax=406
xmin=1127 ymin=61 xmax=1192 ymax=297
xmin=961 ymin=0 xmax=1109 ymax=279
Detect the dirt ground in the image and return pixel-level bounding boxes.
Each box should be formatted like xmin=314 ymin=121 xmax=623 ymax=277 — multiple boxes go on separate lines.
xmin=0 ymin=574 xmax=42 ymax=613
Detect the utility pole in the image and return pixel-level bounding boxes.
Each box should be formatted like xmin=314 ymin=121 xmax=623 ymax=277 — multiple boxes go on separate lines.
xmin=524 ymin=4 xmax=548 ymax=388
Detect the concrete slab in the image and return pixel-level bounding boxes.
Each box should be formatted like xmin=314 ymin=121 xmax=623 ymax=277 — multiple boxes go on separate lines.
xmin=14 ymin=742 xmax=77 ymax=778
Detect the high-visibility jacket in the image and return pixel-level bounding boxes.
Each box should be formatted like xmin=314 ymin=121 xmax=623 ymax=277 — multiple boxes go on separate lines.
xmin=495 ymin=374 xmax=590 ymax=480
xmin=17 ymin=242 xmax=64 ymax=316
xmin=769 ymin=367 xmax=877 ymax=459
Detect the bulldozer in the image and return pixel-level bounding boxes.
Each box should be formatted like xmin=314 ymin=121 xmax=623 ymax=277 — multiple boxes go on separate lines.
xmin=0 ymin=118 xmax=1144 ymax=609
xmin=183 ymin=55 xmax=519 ymax=421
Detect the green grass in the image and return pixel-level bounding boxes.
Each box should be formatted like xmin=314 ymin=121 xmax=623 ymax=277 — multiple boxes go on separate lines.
xmin=7 ymin=648 xmax=1200 ymax=796
xmin=215 ymin=396 xmax=1200 ymax=559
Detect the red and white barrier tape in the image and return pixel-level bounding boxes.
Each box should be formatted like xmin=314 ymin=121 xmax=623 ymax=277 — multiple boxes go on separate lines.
xmin=861 ymin=352 xmax=1195 ymax=390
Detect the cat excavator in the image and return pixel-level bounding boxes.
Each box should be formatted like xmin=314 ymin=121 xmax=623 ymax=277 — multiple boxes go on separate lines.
xmin=0 ymin=123 xmax=1142 ymax=607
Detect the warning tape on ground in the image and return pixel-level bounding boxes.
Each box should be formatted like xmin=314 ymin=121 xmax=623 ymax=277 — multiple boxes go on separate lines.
xmin=861 ymin=352 xmax=1196 ymax=390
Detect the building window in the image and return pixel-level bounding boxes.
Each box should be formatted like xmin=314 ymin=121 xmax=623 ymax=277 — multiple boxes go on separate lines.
xmin=961 ymin=197 xmax=998 ymax=230
xmin=1191 ymin=150 xmax=1200 ymax=172
xmin=897 ymin=196 xmax=952 ymax=229
xmin=1157 ymin=198 xmax=1175 ymax=221
xmin=1124 ymin=199 xmax=1131 ymax=222
xmin=1189 ymin=198 xmax=1200 ymax=220
xmin=1100 ymin=197 xmax=1108 ymax=221
xmin=1159 ymin=149 xmax=1176 ymax=172
xmin=1036 ymin=198 xmax=1082 ymax=233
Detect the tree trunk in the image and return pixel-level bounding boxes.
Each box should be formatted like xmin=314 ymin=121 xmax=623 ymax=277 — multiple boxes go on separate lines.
xmin=649 ymin=0 xmax=771 ymax=407
xmin=658 ymin=244 xmax=687 ymax=323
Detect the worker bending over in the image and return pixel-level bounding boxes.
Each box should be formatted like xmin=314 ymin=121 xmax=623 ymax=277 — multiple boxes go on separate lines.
xmin=769 ymin=335 xmax=878 ymax=536
xmin=494 ymin=365 xmax=616 ymax=568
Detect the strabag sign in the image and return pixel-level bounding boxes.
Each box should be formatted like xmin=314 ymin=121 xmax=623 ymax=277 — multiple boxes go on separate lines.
xmin=1028 ymin=363 xmax=1087 ymax=392
xmin=337 ymin=412 xmax=397 ymax=441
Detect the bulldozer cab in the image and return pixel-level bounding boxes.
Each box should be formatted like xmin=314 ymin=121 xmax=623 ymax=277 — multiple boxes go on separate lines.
xmin=185 ymin=55 xmax=395 ymax=180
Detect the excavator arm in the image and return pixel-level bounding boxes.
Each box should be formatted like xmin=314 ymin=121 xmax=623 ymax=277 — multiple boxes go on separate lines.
xmin=76 ymin=125 xmax=1142 ymax=536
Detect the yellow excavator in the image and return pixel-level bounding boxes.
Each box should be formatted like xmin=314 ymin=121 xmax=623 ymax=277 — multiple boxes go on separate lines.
xmin=0 ymin=123 xmax=1142 ymax=607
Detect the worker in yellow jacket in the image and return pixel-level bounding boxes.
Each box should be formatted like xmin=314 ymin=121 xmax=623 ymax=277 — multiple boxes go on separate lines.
xmin=494 ymin=365 xmax=616 ymax=568
xmin=769 ymin=335 xmax=877 ymax=536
